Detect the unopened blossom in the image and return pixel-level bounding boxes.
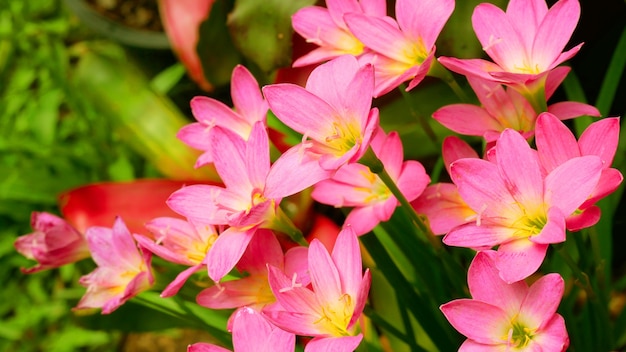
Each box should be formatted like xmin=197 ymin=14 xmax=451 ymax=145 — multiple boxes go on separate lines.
xmin=188 ymin=307 xmax=295 ymax=352
xmin=197 ymin=230 xmax=309 ymax=312
xmin=263 ymin=55 xmax=379 ymax=196
xmin=178 ymin=65 xmax=268 ymax=167
xmin=75 ymin=217 xmax=153 ymax=314
xmin=433 ymin=71 xmax=600 ymax=144
xmin=14 ymin=211 xmax=90 ymax=274
xmin=313 ymin=128 xmax=429 ymax=235
xmin=291 ymin=0 xmax=386 ymax=67
xmin=535 ymin=112 xmax=623 ymax=230
xmin=264 ymin=227 xmax=371 ymax=351
xmin=441 ymin=251 xmax=569 ymax=351
xmin=135 ymin=217 xmax=219 ymax=297
xmin=169 ymin=122 xmax=305 ymax=282
xmin=344 ymin=0 xmax=454 ymax=96
xmin=439 ymin=0 xmax=582 ymax=96
xmin=444 ymin=129 xmax=603 ymax=282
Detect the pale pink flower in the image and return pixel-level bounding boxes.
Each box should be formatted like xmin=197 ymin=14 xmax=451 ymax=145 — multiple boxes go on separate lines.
xmin=263 ymin=55 xmax=379 ymax=197
xmin=345 ymin=0 xmax=454 ymax=96
xmin=188 ymin=307 xmax=295 ymax=352
xmin=441 ymin=251 xmax=569 ymax=351
xmin=535 ymin=112 xmax=623 ymax=231
xmin=443 ymin=129 xmax=603 ymax=282
xmin=178 ymin=65 xmax=268 ymax=167
xmin=291 ymin=0 xmax=387 ymax=67
xmin=75 ymin=217 xmax=153 ymax=314
xmin=313 ymin=128 xmax=429 ymax=235
xmin=169 ymin=122 xmax=306 ymax=282
xmin=197 ymin=230 xmax=309 ymax=312
xmin=14 ymin=212 xmax=90 ymax=274
xmin=134 ymin=217 xmax=219 ymax=297
xmin=433 ymin=70 xmax=600 ymax=144
xmin=438 ymin=0 xmax=582 ymax=91
xmin=264 ymin=227 xmax=371 ymax=351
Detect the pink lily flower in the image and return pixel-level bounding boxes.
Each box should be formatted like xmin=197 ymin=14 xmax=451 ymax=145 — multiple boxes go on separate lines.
xmin=264 ymin=227 xmax=371 ymax=351
xmin=291 ymin=0 xmax=387 ymax=67
xmin=443 ymin=129 xmax=603 ymax=283
xmin=263 ymin=55 xmax=379 ymax=197
xmin=197 ymin=229 xmax=309 ymax=312
xmin=134 ymin=217 xmax=220 ymax=297
xmin=169 ymin=122 xmax=305 ymax=282
xmin=433 ymin=70 xmax=600 ymax=144
xmin=344 ymin=0 xmax=454 ymax=96
xmin=412 ymin=136 xmax=477 ymax=235
xmin=312 ymin=128 xmax=430 ymax=235
xmin=14 ymin=212 xmax=90 ymax=274
xmin=438 ymin=0 xmax=582 ymax=92
xmin=535 ymin=112 xmax=623 ymax=231
xmin=178 ymin=65 xmax=268 ymax=167
xmin=441 ymin=251 xmax=569 ymax=351
xmin=188 ymin=306 xmax=295 ymax=352
xmin=74 ymin=217 xmax=153 ymax=314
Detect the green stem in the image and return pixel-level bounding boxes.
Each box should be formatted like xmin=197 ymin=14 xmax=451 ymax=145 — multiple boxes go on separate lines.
xmin=269 ymin=207 xmax=309 ymax=247
xmin=428 ymin=59 xmax=471 ymax=103
xmin=398 ymin=84 xmax=439 ymax=148
xmin=554 ymin=244 xmax=595 ymax=300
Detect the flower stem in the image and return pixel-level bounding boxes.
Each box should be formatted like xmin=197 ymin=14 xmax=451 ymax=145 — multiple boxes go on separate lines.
xmin=554 ymin=244 xmax=595 ymax=300
xmin=398 ymin=84 xmax=439 ymax=148
xmin=428 ymin=59 xmax=471 ymax=103
xmin=269 ymin=207 xmax=309 ymax=247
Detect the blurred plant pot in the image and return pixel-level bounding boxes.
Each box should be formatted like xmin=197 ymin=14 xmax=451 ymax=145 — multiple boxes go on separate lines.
xmin=64 ymin=0 xmax=170 ymax=49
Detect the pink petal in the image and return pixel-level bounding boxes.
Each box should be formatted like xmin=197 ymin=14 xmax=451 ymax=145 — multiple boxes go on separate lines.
xmin=433 ymin=104 xmax=500 ymax=137
xmin=531 ymin=314 xmax=570 ymax=351
xmin=547 ymin=101 xmax=601 ymax=120
xmin=396 ymin=161 xmax=430 ymax=202
xmin=349 ymin=269 xmax=371 ymax=329
xmin=160 ymin=264 xmax=203 ymax=298
xmin=308 ymin=239 xmax=343 ymax=303
xmin=440 ymin=299 xmax=510 ymax=344
xmin=396 ymin=0 xmax=454 ymax=48
xmin=206 ymin=228 xmax=255 ymax=282
xmin=505 ymin=0 xmax=548 ymax=48
xmin=495 ymin=239 xmax=548 ymax=283
xmin=344 ymin=206 xmax=383 ymax=236
xmin=458 ymin=339 xmax=508 ymax=351
xmin=519 ymin=273 xmax=564 ymax=330
xmin=167 ymin=185 xmax=236 ymax=225
xmin=188 ymin=343 xmax=231 ymax=352
xmin=231 ymin=65 xmax=267 ymax=125
xmin=443 ymin=222 xmax=516 ymax=250
xmin=345 ymin=13 xmax=412 ymax=63
xmin=232 ymin=308 xmax=276 ymax=351
xmin=244 ymin=122 xmax=270 ymax=190
xmin=190 ymin=96 xmax=250 ymax=135
xmin=529 ymin=207 xmax=566 ymax=244
xmin=177 ymin=123 xmax=212 ymax=151
xmin=442 ymin=136 xmax=480 ymax=174
xmin=304 ymin=335 xmax=363 ymax=352
xmin=411 ymin=183 xmax=476 ymax=235
xmin=237 ymin=230 xmax=283 ymax=274
xmin=437 ymin=57 xmax=504 ymax=81
xmin=544 ymin=155 xmax=603 ymax=215
xmin=535 ymin=112 xmax=580 ymax=172
xmin=566 ymin=205 xmax=601 ymax=232
xmin=210 ymin=127 xmax=252 ymax=191
xmin=545 ymin=66 xmax=571 ymax=99
xmin=467 ymin=251 xmax=527 ymax=316
xmin=331 ymin=227 xmax=363 ymax=296
xmin=531 ymin=0 xmax=580 ymax=70
xmin=266 ymin=265 xmax=320 ymax=315
xmin=582 ymin=168 xmax=624 ymax=208
xmin=579 ymin=117 xmax=620 ymax=166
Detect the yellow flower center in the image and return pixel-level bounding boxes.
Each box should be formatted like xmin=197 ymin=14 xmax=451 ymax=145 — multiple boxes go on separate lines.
xmin=314 ymin=293 xmax=355 ymax=337
xmin=324 ymin=121 xmax=362 ymax=156
xmin=502 ymin=317 xmax=537 ymax=349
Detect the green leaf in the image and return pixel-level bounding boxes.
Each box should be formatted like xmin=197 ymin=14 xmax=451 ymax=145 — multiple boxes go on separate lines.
xmin=228 ymin=0 xmax=316 ymax=74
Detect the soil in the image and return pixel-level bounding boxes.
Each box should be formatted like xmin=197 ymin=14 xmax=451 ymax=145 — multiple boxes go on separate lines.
xmin=85 ymin=0 xmax=163 ymax=32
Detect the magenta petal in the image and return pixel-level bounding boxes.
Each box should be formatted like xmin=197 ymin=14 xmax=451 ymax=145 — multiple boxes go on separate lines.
xmin=344 ymin=207 xmax=381 ymax=236
xmin=495 ymin=239 xmax=548 ymax=283
xmin=331 ymin=227 xmax=362 ymax=296
xmin=412 ymin=183 xmax=475 ymax=235
xmin=547 ymin=101 xmax=601 ymax=120
xmin=529 ymin=207 xmax=566 ymax=244
xmin=161 ymin=264 xmax=203 ymax=298
xmin=308 ymin=239 xmax=342 ymax=303
xmin=535 ymin=112 xmax=580 ymax=171
xmin=505 ymin=0 xmax=548 ymax=47
xmin=231 ymin=65 xmax=267 ymax=125
xmin=519 ymin=273 xmax=564 ymax=330
xmin=206 ymin=228 xmax=255 ymax=282
xmin=579 ymin=117 xmax=620 ymax=166
xmin=396 ymin=0 xmax=454 ymax=48
xmin=443 ymin=222 xmax=515 ymax=250
xmin=304 ymin=335 xmax=363 ymax=352
xmin=531 ymin=314 xmax=570 ymax=351
xmin=532 ymin=0 xmax=580 ymax=70
xmin=437 ymin=57 xmax=503 ymax=81
xmin=544 ymin=155 xmax=603 ymax=215
xmin=440 ymin=299 xmax=509 ymax=344
xmin=472 ymin=3 xmax=525 ymax=71
xmin=210 ymin=127 xmax=251 ymax=191
xmin=566 ymin=205 xmax=601 ymax=232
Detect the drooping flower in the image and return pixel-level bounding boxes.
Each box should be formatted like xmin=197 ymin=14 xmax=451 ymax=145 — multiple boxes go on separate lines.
xmin=433 ymin=71 xmax=600 ymax=144
xmin=75 ymin=217 xmax=153 ymax=314
xmin=14 ymin=212 xmax=90 ymax=274
xmin=443 ymin=128 xmax=603 ymax=282
xmin=134 ymin=217 xmax=219 ymax=297
xmin=344 ymin=0 xmax=455 ymax=96
xmin=441 ymin=251 xmax=569 ymax=351
xmin=438 ymin=0 xmax=582 ymax=97
xmin=535 ymin=112 xmax=623 ymax=230
xmin=291 ymin=0 xmax=387 ymax=67
xmin=263 ymin=55 xmax=379 ymax=197
xmin=188 ymin=306 xmax=295 ymax=352
xmin=178 ymin=65 xmax=268 ymax=167
xmin=197 ymin=229 xmax=309 ymax=312
xmin=313 ymin=128 xmax=430 ymax=235
xmin=264 ymin=227 xmax=371 ymax=351
xmin=169 ymin=122 xmax=305 ymax=282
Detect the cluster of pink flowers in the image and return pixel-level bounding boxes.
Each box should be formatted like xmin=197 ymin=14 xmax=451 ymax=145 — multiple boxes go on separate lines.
xmin=13 ymin=0 xmax=622 ymax=351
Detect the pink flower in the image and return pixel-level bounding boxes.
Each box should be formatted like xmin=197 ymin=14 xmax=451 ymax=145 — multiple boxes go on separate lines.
xmin=438 ymin=0 xmax=582 ymax=91
xmin=313 ymin=128 xmax=429 ymax=235
xmin=135 ymin=217 xmax=219 ymax=297
xmin=345 ymin=0 xmax=454 ymax=96
xmin=433 ymin=71 xmax=600 ymax=144
xmin=291 ymin=0 xmax=387 ymax=67
xmin=188 ymin=307 xmax=295 ymax=352
xmin=14 ymin=212 xmax=90 ymax=274
xmin=264 ymin=227 xmax=371 ymax=351
xmin=75 ymin=217 xmax=153 ymax=314
xmin=263 ymin=55 xmax=379 ymax=197
xmin=178 ymin=65 xmax=268 ymax=167
xmin=535 ymin=112 xmax=623 ymax=230
xmin=441 ymin=251 xmax=569 ymax=351
xmin=197 ymin=230 xmax=309 ymax=311
xmin=443 ymin=129 xmax=603 ymax=282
